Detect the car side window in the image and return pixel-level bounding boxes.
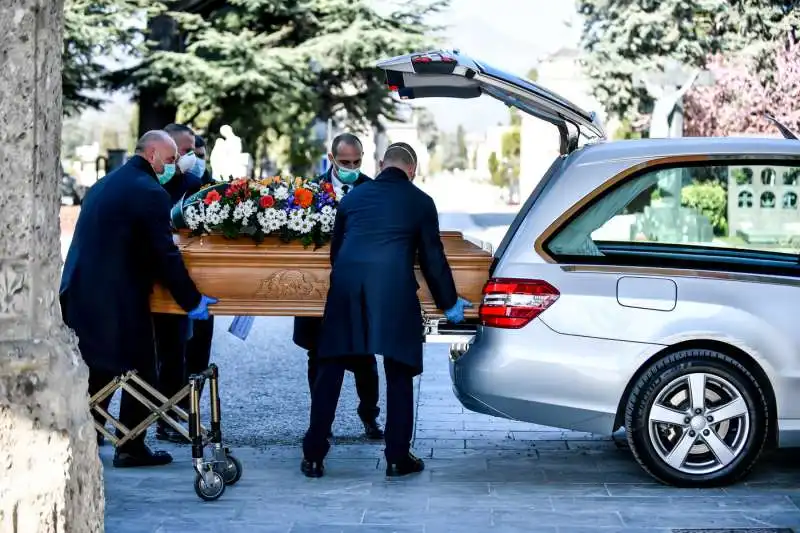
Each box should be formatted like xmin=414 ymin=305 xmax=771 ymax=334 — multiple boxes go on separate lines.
xmin=546 ymin=162 xmax=800 ymax=261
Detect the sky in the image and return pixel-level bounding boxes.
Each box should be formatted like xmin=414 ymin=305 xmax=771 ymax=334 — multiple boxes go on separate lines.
xmin=400 ymin=0 xmax=582 ymax=133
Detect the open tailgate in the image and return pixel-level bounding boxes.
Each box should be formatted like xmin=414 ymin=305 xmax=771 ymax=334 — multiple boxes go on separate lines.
xmin=376 ymin=50 xmax=606 ymax=154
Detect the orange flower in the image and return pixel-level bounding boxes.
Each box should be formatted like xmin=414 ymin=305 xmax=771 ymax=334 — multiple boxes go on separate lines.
xmin=273 ymin=176 xmax=282 ymax=184
xmin=204 ymin=190 xmax=221 ymax=205
xmin=293 ymin=188 xmax=313 ymax=208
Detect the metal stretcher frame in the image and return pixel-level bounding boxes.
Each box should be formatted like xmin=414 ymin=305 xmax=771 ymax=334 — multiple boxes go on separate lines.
xmin=89 ymin=364 xmax=243 ymax=501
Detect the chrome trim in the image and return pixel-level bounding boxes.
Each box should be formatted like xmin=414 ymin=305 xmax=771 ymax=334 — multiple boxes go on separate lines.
xmin=560 ymin=264 xmax=800 ymax=288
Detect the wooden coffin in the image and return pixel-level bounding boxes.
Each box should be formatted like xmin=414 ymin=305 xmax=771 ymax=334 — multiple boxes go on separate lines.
xmin=149 ymin=231 xmax=492 ymax=318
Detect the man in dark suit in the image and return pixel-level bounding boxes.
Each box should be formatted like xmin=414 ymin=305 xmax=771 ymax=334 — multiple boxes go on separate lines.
xmin=152 ymin=123 xmax=204 ymax=443
xmin=180 ymin=133 xmax=217 ymax=413
xmin=293 ymin=133 xmax=383 ymax=440
xmin=60 ymin=130 xmax=218 ymax=467
xmin=301 ymin=143 xmax=472 ymax=478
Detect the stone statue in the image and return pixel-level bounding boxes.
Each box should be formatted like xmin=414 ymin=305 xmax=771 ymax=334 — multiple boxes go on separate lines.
xmin=210 ymin=124 xmax=245 ymax=181
xmin=640 ymin=69 xmax=700 ymax=139
xmin=2 ymin=0 xmax=104 ymax=530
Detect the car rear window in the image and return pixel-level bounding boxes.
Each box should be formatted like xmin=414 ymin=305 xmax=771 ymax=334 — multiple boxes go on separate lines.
xmin=543 ymin=160 xmax=800 ymax=270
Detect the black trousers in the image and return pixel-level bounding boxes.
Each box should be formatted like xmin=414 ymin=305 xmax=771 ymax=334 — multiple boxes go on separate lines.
xmin=186 ymin=316 xmax=214 ymax=376
xmin=178 ymin=316 xmax=215 ymax=410
xmin=307 ymin=349 xmax=379 ymax=422
xmin=89 ymin=362 xmax=156 ymax=452
xmin=303 ymin=356 xmax=414 ymax=463
xmin=152 ymin=313 xmax=189 ymax=426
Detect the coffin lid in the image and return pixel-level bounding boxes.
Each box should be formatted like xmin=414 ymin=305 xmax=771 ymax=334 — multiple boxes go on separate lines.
xmin=376 ymin=50 xmax=606 ymax=154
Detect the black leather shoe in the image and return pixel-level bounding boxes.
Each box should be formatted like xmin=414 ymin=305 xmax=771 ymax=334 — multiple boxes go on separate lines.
xmin=363 ymin=419 xmax=384 ymax=440
xmin=113 ymin=446 xmax=173 ymax=468
xmin=156 ymin=425 xmax=187 ymax=444
xmin=301 ymin=458 xmax=324 ymax=478
xmin=386 ymin=453 xmax=425 ymax=477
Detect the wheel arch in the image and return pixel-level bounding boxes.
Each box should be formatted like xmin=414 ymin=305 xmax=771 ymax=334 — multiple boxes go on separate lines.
xmin=613 ymin=339 xmax=778 ymax=448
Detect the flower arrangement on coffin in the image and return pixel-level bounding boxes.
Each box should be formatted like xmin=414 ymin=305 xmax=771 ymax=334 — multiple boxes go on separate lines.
xmin=176 ymin=176 xmax=338 ymax=248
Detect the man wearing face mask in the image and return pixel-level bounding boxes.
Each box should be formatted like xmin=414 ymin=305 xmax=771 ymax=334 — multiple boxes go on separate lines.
xmin=177 ymin=133 xmax=218 ymax=417
xmin=301 ymin=142 xmax=472 ymax=478
xmin=60 ymin=130 xmax=218 ymax=467
xmin=188 ymin=134 xmax=215 ymax=189
xmin=151 ymin=123 xmax=203 ymax=443
xmin=292 ymin=132 xmax=383 ymax=440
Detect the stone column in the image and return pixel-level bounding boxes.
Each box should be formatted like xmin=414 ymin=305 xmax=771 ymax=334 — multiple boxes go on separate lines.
xmin=0 ymin=1 xmax=104 ymax=532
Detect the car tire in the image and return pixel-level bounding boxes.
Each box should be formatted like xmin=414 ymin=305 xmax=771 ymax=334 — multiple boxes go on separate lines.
xmin=624 ymin=348 xmax=769 ymax=487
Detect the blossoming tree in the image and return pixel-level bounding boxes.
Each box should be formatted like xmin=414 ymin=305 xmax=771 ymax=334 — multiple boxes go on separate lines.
xmin=684 ymin=43 xmax=800 ymax=137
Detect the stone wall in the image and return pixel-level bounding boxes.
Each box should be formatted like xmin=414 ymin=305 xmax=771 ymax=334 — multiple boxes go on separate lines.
xmin=0 ymin=1 xmax=104 ymax=531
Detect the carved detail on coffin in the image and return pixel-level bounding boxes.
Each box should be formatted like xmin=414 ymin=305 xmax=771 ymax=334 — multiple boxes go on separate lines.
xmin=254 ymin=270 xmax=328 ymax=300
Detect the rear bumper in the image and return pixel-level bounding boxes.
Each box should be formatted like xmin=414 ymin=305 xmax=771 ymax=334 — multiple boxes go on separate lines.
xmin=449 ymin=318 xmax=663 ymax=435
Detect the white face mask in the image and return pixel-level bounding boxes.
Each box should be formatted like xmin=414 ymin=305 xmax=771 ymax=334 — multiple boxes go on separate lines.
xmin=177 ymin=152 xmax=198 ymax=174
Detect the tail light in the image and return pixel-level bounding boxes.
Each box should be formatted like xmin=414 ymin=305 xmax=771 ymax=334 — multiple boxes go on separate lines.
xmin=479 ymin=278 xmax=560 ymax=329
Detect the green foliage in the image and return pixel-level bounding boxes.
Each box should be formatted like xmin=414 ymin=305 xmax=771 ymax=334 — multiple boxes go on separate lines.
xmin=526 ymin=67 xmax=539 ymax=82
xmin=441 ymin=124 xmax=468 ymax=170
xmin=108 ymin=0 xmax=447 ymax=170
xmin=488 ymin=151 xmax=503 ymax=187
xmin=414 ymin=107 xmax=440 ymax=152
xmin=681 ymin=181 xmax=728 ymax=236
xmin=577 ymin=0 xmax=800 ymax=127
xmin=62 ymin=0 xmax=154 ymax=115
xmin=577 ymin=0 xmax=732 ymax=123
xmin=613 ymin=118 xmax=643 ymax=140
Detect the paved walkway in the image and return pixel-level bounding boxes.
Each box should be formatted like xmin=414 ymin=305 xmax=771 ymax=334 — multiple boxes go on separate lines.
xmin=103 ymin=344 xmax=800 ymax=533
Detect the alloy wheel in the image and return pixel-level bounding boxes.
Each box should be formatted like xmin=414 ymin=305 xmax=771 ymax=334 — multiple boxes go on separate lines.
xmin=647 ymin=372 xmax=750 ymax=475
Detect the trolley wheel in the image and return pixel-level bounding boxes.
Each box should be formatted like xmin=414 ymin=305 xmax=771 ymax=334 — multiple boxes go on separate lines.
xmin=194 ymin=471 xmax=226 ymax=501
xmin=214 ymin=454 xmax=243 ymax=486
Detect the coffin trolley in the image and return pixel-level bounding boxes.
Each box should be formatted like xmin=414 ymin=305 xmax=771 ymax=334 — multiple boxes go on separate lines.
xmin=89 ymin=363 xmax=242 ymax=501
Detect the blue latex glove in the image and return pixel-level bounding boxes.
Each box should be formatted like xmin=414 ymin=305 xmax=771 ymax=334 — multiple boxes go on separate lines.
xmin=188 ymin=295 xmax=218 ymax=320
xmin=444 ymin=297 xmax=473 ymax=324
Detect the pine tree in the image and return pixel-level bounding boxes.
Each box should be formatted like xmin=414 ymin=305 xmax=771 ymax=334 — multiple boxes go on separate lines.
xmin=111 ymin=0 xmax=447 ymax=158
xmin=577 ymin=0 xmax=800 ymax=126
xmin=577 ymin=0 xmax=731 ymax=123
xmin=62 ymin=0 xmax=150 ymax=115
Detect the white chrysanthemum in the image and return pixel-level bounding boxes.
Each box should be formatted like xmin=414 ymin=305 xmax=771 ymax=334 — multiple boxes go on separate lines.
xmin=204 ymin=202 xmax=230 ymax=226
xmin=320 ymin=205 xmax=334 ymax=216
xmin=232 ymin=199 xmax=257 ymax=225
xmin=298 ymin=219 xmax=315 ymax=234
xmin=259 ymin=187 xmax=270 ymax=196
xmin=184 ymin=205 xmax=204 ymax=230
xmin=256 ymin=209 xmax=287 ymax=233
xmin=274 ymin=186 xmax=289 ymax=201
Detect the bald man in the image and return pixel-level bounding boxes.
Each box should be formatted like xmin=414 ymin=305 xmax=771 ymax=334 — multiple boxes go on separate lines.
xmin=301 ymin=143 xmax=471 ymax=479
xmin=60 ymin=130 xmax=217 ymax=468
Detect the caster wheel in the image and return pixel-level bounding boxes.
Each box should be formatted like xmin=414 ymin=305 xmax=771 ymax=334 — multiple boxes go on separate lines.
xmin=214 ymin=454 xmax=243 ymax=486
xmin=194 ymin=471 xmax=226 ymax=501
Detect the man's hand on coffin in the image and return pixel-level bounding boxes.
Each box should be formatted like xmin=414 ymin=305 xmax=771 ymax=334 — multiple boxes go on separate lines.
xmin=444 ymin=297 xmax=473 ymax=324
xmin=188 ymin=294 xmax=219 ymax=320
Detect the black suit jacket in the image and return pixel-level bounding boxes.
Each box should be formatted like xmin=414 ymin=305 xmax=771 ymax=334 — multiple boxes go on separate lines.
xmin=317 ymin=166 xmax=458 ymax=374
xmin=292 ymin=168 xmax=371 ymax=351
xmin=59 ymin=155 xmax=202 ymax=374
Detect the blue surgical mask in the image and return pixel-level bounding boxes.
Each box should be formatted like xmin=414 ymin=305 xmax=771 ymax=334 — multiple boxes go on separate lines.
xmin=158 ymin=163 xmax=176 ymax=185
xmin=336 ymin=166 xmax=360 ymax=184
xmin=191 ymin=158 xmax=206 ymax=178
